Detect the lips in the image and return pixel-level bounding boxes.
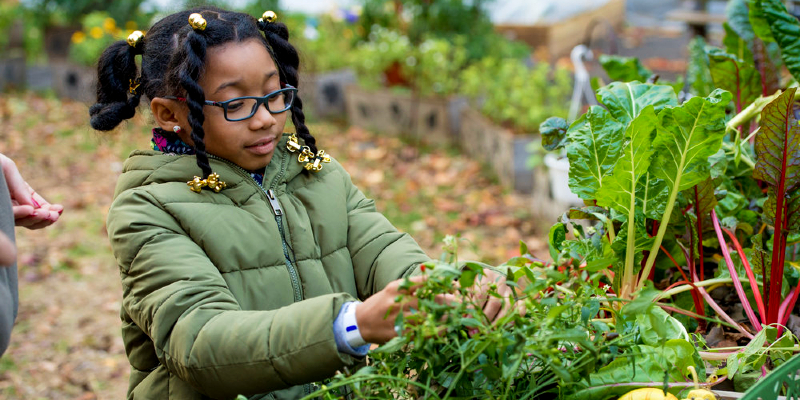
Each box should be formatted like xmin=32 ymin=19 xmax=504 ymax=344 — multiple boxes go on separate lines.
xmin=245 ymin=137 xmax=276 ymax=155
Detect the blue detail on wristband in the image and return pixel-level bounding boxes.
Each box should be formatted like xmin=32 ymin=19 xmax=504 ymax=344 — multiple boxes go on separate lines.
xmin=346 ymin=325 xmax=357 ymax=332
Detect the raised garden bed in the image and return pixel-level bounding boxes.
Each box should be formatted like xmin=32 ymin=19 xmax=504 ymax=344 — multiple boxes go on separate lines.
xmin=344 ymin=84 xmax=453 ymax=146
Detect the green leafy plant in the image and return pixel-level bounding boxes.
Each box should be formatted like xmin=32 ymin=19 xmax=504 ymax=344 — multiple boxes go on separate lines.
xmin=304 ymin=238 xmax=708 ymax=400
xmin=68 ymin=11 xmax=127 ymax=67
xmin=460 ymin=58 xmax=572 ymax=134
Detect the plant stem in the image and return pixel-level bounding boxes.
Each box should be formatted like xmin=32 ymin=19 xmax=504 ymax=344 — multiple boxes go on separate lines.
xmin=660 ymin=277 xmax=750 ymax=299
xmin=696 ymin=285 xmax=754 ymax=339
xmin=722 ymin=228 xmax=766 ymax=324
xmin=712 ymin=210 xmax=761 ymax=332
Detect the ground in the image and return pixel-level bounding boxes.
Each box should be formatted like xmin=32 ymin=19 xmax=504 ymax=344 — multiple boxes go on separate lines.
xmin=0 ymin=93 xmax=547 ymax=399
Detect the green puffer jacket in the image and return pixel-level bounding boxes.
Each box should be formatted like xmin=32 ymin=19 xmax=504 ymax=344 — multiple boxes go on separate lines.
xmin=106 ymin=134 xmax=429 ymax=399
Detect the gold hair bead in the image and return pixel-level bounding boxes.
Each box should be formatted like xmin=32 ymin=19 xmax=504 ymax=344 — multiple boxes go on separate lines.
xmin=259 ymin=10 xmax=278 ymax=24
xmin=187 ymin=176 xmax=207 ymax=193
xmin=187 ymin=173 xmax=226 ymax=193
xmin=205 ymin=172 xmax=227 ymax=192
xmin=286 ymin=133 xmax=302 ymax=153
xmin=127 ymin=30 xmax=145 ymax=48
xmin=188 ymin=13 xmax=207 ymax=31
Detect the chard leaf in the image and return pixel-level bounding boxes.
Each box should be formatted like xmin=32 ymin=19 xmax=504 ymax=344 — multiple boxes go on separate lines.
xmin=688 ymin=177 xmax=719 ymax=217
xmin=727 ymin=0 xmax=755 ymax=42
xmin=597 ymin=106 xmax=658 ymax=216
xmin=757 ymin=0 xmax=800 ymax=82
xmin=706 ymin=47 xmax=761 ymax=112
xmin=637 ymin=172 xmax=670 ymax=220
xmin=687 ymin=37 xmax=715 ymax=98
xmin=754 ymin=87 xmax=800 ymax=192
xmin=652 ymin=89 xmax=733 ymax=193
xmin=566 ymin=106 xmax=625 ymax=200
xmin=596 ymin=82 xmax=678 ymax=125
xmin=752 ymin=38 xmax=783 ymax=96
xmin=599 ymin=54 xmax=652 ymax=83
xmin=540 ymin=116 xmax=569 ymax=151
xmin=751 ymin=233 xmax=770 ymax=276
xmin=749 ymin=0 xmax=776 ymax=42
xmin=723 ymin=23 xmax=755 ymax=64
xmin=636 ymin=306 xmax=690 ymax=346
xmin=789 ymin=189 xmax=800 ymax=232
xmin=610 ymin=213 xmax=655 ymax=275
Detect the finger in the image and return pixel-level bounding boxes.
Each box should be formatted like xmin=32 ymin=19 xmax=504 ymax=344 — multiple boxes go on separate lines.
xmin=31 ymin=191 xmax=49 ymax=208
xmin=13 ymin=205 xmax=34 ymax=221
xmin=434 ymin=293 xmax=460 ymax=307
xmin=15 ymin=209 xmax=49 ymax=228
xmin=516 ymin=300 xmax=527 ymax=317
xmin=27 ymin=218 xmax=57 ymax=230
xmin=1 ymin=156 xmax=33 ymax=207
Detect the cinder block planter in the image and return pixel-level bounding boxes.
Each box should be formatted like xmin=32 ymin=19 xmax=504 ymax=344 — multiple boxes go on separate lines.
xmin=459 ymin=107 xmax=537 ymax=194
xmin=50 ymin=61 xmax=95 ymax=103
xmin=344 ymin=85 xmax=453 ymax=146
xmin=0 ymin=58 xmax=26 ymax=91
xmin=299 ymin=69 xmax=356 ymax=120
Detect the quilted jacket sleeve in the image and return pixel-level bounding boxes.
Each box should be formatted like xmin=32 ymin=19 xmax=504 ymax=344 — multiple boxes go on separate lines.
xmin=341 ymin=169 xmax=430 ymax=298
xmin=108 ymin=188 xmax=360 ymax=399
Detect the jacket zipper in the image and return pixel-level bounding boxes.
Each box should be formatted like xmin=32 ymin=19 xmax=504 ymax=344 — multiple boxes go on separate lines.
xmin=207 ymin=152 xmax=311 ymax=398
xmin=205 ymin=154 xmax=303 ymax=302
xmin=266 ymin=189 xmax=303 ymax=302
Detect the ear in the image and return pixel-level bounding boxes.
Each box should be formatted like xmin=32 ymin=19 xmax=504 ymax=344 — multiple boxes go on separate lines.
xmin=150 ymin=98 xmax=193 ymax=144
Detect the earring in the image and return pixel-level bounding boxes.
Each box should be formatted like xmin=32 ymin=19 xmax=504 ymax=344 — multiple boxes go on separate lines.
xmin=173 ymin=126 xmax=182 ymax=134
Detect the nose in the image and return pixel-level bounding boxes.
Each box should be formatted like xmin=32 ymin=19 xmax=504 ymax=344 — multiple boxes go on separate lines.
xmin=249 ymin=100 xmax=277 ymax=130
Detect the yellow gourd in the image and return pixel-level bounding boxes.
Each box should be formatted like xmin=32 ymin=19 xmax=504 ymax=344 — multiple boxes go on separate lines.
xmin=681 ymin=366 xmax=717 ymax=400
xmin=618 ymin=388 xmax=679 ymax=400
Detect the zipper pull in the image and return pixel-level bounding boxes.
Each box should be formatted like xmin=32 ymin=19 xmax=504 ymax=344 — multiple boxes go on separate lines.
xmin=266 ymin=189 xmax=283 ymax=216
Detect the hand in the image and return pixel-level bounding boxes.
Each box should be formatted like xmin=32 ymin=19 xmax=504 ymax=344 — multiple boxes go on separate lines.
xmin=356 ymin=275 xmax=457 ymax=344
xmin=467 ymin=269 xmax=526 ymax=324
xmin=1 ymin=153 xmax=63 ymax=229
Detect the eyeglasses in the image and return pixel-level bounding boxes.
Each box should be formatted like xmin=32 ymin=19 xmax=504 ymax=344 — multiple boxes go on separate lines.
xmin=164 ymin=85 xmax=297 ymax=122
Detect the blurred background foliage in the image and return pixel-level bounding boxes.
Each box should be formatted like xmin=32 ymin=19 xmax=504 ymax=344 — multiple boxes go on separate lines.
xmin=0 ymin=0 xmax=572 ymax=132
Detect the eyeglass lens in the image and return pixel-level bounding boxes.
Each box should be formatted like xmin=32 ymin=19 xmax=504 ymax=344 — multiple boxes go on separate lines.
xmin=225 ymin=89 xmax=295 ymax=120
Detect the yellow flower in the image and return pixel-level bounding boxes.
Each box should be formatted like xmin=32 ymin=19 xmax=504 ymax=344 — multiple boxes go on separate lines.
xmin=90 ymin=27 xmax=103 ymax=39
xmin=71 ymin=31 xmax=86 ymax=44
xmin=103 ymin=17 xmax=116 ymax=33
xmin=125 ymin=21 xmax=137 ymax=31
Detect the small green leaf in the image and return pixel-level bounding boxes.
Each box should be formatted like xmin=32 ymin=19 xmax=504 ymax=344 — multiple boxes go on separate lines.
xmin=598 ymin=54 xmax=653 ymax=83
xmin=374 ymin=336 xmax=409 ymax=353
xmin=540 ymin=116 xmax=569 ymax=151
xmin=549 ymin=223 xmax=567 ymax=261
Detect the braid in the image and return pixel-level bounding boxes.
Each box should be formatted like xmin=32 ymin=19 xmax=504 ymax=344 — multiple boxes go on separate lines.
xmin=180 ymin=29 xmax=213 ymax=177
xmin=259 ymin=20 xmax=318 ymax=155
xmin=89 ymin=40 xmax=142 ymax=131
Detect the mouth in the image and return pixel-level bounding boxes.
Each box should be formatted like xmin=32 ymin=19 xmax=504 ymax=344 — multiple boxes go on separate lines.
xmin=245 ymin=137 xmax=276 ymax=155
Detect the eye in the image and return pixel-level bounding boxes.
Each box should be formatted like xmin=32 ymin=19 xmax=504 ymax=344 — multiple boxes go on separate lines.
xmin=227 ymin=101 xmax=245 ymax=111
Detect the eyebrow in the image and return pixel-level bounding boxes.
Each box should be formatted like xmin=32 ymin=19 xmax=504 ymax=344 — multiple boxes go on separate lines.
xmin=214 ymin=70 xmax=279 ymax=94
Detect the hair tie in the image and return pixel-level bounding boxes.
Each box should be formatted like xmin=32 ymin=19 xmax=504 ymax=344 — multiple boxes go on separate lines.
xmin=129 ymin=77 xmax=142 ymax=95
xmin=127 ymin=30 xmax=145 ymax=53
xmin=188 ymin=13 xmax=207 ymax=31
xmin=259 ymin=11 xmax=277 ymax=24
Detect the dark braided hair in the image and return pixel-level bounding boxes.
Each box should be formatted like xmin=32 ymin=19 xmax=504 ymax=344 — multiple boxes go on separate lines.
xmin=90 ymin=6 xmax=318 ymax=176
xmin=258 ymin=16 xmax=317 ymax=155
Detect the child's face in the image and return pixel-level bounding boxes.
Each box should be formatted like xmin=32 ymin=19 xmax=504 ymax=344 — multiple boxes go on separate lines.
xmin=193 ymin=39 xmax=289 ymax=171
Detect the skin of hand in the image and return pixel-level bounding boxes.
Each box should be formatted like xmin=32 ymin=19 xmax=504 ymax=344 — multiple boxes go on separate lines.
xmin=356 ymin=275 xmax=458 ymax=344
xmin=468 ymin=269 xmax=527 ymax=324
xmin=0 ymin=231 xmax=15 ymax=267
xmin=0 ymin=153 xmax=63 ymax=230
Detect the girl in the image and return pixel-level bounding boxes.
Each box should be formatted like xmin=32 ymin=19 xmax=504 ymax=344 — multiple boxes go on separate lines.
xmin=93 ymin=7 xmax=513 ymax=399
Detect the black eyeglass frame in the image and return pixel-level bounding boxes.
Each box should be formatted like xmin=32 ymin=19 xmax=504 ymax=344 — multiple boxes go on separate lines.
xmin=164 ymin=85 xmax=297 ymax=122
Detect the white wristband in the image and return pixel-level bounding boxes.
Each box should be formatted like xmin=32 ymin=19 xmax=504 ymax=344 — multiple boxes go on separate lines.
xmin=342 ymin=302 xmax=367 ymax=348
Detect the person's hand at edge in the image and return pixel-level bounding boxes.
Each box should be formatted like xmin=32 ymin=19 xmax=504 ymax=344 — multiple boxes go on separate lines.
xmin=1 ymin=153 xmax=63 ymax=229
